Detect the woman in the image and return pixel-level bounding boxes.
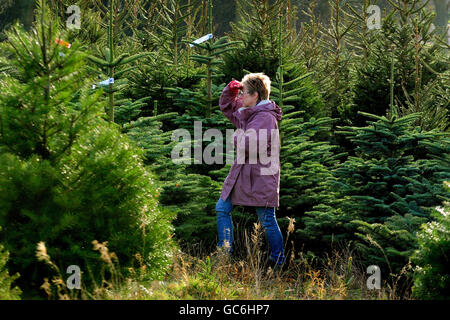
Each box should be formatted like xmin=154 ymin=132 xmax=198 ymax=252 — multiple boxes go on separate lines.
xmin=216 ymin=72 xmax=285 ymax=267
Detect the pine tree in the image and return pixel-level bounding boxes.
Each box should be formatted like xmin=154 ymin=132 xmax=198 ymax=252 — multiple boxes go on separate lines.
xmin=231 ymin=0 xmax=291 ymax=57
xmin=156 ymin=0 xmax=199 ymax=73
xmin=167 ymin=36 xmax=239 ymax=118
xmin=221 ymin=0 xmax=296 ymax=83
xmin=294 ymin=0 xmax=358 ymax=156
xmin=85 ymin=0 xmax=150 ymax=123
xmin=301 ymin=106 xmax=450 ymax=274
xmin=126 ymin=0 xmax=206 ymax=118
xmin=350 ymin=0 xmax=449 ymax=130
xmin=279 ymin=115 xmax=346 ymax=230
xmin=0 ymin=1 xmax=174 ymax=296
xmin=165 ymin=0 xmax=240 ymax=119
xmin=271 ymin=9 xmax=326 ymax=122
xmin=296 ymin=0 xmax=356 ymax=120
xmin=295 ymin=0 xmax=325 ymax=73
xmin=411 ymin=180 xmax=450 ymax=300
xmin=123 ymin=112 xmax=178 ymax=176
xmin=56 ymin=0 xmax=106 ymax=46
xmin=275 ymin=51 xmax=347 ymax=247
xmin=162 ymin=41 xmax=239 ymax=243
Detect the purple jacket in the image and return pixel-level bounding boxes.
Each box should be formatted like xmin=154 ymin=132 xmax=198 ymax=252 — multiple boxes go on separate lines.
xmin=219 ymin=84 xmax=282 ymax=208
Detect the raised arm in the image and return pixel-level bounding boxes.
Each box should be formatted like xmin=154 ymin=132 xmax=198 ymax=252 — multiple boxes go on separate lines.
xmin=219 ymin=81 xmax=243 ymax=128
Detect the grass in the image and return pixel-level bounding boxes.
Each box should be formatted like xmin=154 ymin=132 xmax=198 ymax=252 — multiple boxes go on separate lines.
xmin=33 ymin=219 xmax=414 ymax=300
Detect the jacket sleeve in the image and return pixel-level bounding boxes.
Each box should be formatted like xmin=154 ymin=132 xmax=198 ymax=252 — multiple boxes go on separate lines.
xmin=219 ymin=84 xmax=242 ymax=128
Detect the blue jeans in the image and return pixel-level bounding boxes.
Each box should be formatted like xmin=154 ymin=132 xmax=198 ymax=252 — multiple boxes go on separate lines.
xmin=216 ymin=196 xmax=285 ymax=264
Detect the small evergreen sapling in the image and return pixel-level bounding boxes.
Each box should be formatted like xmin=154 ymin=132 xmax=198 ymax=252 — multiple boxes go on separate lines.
xmin=0 ymin=1 xmax=174 ymax=295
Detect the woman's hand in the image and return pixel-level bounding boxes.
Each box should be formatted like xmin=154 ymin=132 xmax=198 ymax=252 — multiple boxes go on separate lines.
xmin=228 ymin=79 xmax=243 ymax=94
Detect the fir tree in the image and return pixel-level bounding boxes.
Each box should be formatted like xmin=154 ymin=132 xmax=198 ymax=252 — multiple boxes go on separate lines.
xmin=296 ymin=0 xmax=357 ymax=156
xmin=271 ymin=8 xmax=326 ymax=122
xmin=85 ymin=0 xmax=150 ymax=123
xmin=126 ymin=0 xmax=206 ymax=118
xmin=350 ymin=0 xmax=449 ymax=129
xmin=221 ymin=0 xmax=296 ymax=83
xmin=411 ymin=180 xmax=450 ymax=300
xmin=56 ymin=0 xmax=106 ymax=47
xmin=0 ymin=0 xmax=174 ymax=296
xmin=167 ymin=35 xmax=239 ymax=118
xmin=301 ymin=107 xmax=450 ymax=274
xmin=165 ymin=0 xmax=240 ymax=119
xmin=156 ymin=0 xmax=199 ymax=73
xmin=295 ymin=0 xmax=355 ymax=120
xmin=106 ymin=1 xmax=228 ymax=246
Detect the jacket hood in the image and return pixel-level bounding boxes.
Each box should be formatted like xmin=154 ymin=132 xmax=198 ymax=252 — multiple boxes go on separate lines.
xmin=237 ymin=100 xmax=282 ymax=122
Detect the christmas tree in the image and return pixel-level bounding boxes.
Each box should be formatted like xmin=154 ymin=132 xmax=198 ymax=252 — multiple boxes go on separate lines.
xmin=411 ymin=180 xmax=450 ymax=300
xmin=301 ymin=108 xmax=450 ymax=274
xmin=0 ymin=0 xmax=174 ymax=297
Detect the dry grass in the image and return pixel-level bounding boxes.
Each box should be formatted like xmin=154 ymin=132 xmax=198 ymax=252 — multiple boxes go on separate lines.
xmin=35 ymin=221 xmax=413 ymax=300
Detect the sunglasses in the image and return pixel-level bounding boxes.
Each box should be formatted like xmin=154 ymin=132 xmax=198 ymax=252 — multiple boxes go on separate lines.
xmin=238 ymin=90 xmax=251 ymax=96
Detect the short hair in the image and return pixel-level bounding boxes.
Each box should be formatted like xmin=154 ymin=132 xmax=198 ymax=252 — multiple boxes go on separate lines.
xmin=241 ymin=73 xmax=271 ymax=101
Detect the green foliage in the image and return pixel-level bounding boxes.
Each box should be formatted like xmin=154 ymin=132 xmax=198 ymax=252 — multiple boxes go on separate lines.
xmin=220 ymin=0 xmax=296 ymax=83
xmin=301 ymin=111 xmax=450 ymax=274
xmin=154 ymin=14 xmax=242 ymax=245
xmin=126 ymin=42 xmax=203 ymax=119
xmin=411 ymin=181 xmax=450 ymax=300
xmin=298 ymin=0 xmax=355 ymax=121
xmin=279 ymin=115 xmax=346 ymax=244
xmin=350 ymin=0 xmax=449 ymax=129
xmin=0 ymin=1 xmax=174 ymax=296
xmin=125 ymin=0 xmax=205 ymax=118
xmin=0 ymin=235 xmax=22 ymax=300
xmin=156 ymin=0 xmax=200 ymax=71
xmin=85 ymin=0 xmax=150 ymax=123
xmin=124 ymin=114 xmax=175 ymax=164
xmin=167 ymin=36 xmax=239 ymax=117
xmin=266 ymin=14 xmax=342 ymax=244
xmin=121 ymin=105 xmax=224 ymax=245
xmin=0 ymin=10 xmax=96 ymax=161
xmin=272 ymin=65 xmax=325 ymax=122
xmin=0 ymin=0 xmax=448 ymax=300
xmin=168 ymin=172 xmax=222 ymax=245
